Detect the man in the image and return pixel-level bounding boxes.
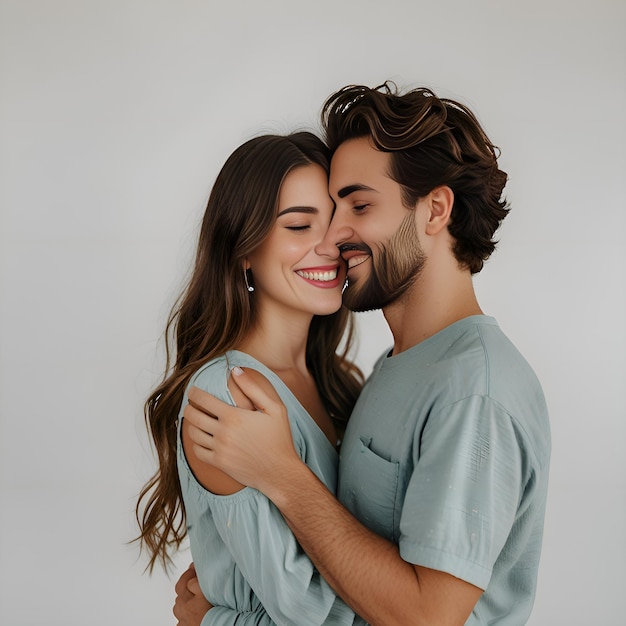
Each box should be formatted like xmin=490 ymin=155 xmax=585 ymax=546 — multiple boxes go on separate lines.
xmin=177 ymin=83 xmax=550 ymax=625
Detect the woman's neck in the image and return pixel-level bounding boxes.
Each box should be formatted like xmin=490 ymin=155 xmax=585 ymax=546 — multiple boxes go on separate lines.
xmin=235 ymin=305 xmax=312 ymax=374
xmin=234 ymin=305 xmax=338 ymax=446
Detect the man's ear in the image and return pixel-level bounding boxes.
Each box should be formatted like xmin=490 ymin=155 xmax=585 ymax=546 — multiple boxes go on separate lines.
xmin=425 ymin=186 xmax=454 ymax=236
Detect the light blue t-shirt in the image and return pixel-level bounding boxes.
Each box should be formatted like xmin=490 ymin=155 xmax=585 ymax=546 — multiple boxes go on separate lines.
xmin=338 ymin=316 xmax=551 ymax=625
xmin=178 ymin=351 xmax=361 ymax=626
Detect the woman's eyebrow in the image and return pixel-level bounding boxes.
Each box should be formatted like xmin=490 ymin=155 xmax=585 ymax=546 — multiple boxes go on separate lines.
xmin=277 ymin=206 xmax=319 ymax=217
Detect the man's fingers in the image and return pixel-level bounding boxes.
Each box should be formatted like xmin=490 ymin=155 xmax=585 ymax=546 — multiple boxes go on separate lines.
xmin=188 ymin=386 xmax=235 ymax=417
xmin=187 ymin=576 xmax=202 ymax=596
xmin=186 ymin=422 xmax=217 ymax=464
xmin=186 ymin=420 xmax=216 ymax=448
xmin=184 ymin=403 xmax=219 ymax=435
xmin=174 ymin=563 xmax=196 ymax=599
xmin=229 ymin=367 xmax=284 ymax=416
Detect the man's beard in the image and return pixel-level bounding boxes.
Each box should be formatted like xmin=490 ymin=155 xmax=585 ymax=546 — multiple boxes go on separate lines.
xmin=342 ymin=212 xmax=426 ymax=313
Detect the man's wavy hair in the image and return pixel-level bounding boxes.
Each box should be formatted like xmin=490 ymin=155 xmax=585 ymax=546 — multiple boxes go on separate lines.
xmin=322 ymin=82 xmax=510 ymax=274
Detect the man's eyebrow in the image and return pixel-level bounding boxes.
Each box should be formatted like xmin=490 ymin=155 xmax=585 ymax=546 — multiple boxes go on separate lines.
xmin=277 ymin=206 xmax=319 ymax=217
xmin=337 ymin=184 xmax=377 ymax=199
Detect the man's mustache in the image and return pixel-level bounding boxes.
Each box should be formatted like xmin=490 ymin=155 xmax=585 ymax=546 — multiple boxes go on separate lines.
xmin=338 ymin=242 xmax=372 ymax=255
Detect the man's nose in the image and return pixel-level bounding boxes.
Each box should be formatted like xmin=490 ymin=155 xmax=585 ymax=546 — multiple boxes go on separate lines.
xmin=315 ymin=220 xmax=354 ymax=258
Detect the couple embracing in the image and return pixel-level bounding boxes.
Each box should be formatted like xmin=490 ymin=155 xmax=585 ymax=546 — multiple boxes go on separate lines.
xmin=137 ymin=82 xmax=550 ymax=626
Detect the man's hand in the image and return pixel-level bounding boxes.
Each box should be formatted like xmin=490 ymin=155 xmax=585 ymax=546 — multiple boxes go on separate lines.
xmin=173 ymin=563 xmax=212 ymax=626
xmin=184 ymin=367 xmax=301 ymax=495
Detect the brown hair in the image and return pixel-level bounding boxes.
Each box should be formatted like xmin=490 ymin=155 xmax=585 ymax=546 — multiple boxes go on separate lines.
xmin=135 ymin=132 xmax=362 ymax=572
xmin=322 ymin=82 xmax=510 ymax=273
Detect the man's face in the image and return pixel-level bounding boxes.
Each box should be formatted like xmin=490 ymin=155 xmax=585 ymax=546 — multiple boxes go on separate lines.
xmin=325 ymin=136 xmax=426 ymax=312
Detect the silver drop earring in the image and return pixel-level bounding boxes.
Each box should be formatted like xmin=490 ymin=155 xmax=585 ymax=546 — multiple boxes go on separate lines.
xmin=244 ymin=268 xmax=254 ymax=292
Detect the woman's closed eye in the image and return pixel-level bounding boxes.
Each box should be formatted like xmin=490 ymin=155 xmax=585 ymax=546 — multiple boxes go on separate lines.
xmin=285 ymin=224 xmax=311 ymax=231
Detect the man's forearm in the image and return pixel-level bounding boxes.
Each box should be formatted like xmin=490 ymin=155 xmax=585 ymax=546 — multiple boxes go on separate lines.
xmin=184 ymin=375 xmax=481 ymax=624
xmin=264 ymin=460 xmax=423 ymax=626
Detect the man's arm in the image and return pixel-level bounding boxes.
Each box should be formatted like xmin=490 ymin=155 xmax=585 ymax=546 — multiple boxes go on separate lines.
xmin=185 ymin=370 xmax=482 ymax=626
xmin=268 ymin=458 xmax=482 ymax=626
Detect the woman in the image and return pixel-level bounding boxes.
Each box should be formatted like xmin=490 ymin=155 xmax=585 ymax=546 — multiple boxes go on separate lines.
xmin=136 ymin=132 xmax=362 ymax=624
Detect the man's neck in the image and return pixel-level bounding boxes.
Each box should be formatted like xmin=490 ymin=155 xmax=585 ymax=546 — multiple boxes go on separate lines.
xmin=383 ymin=260 xmax=483 ymax=356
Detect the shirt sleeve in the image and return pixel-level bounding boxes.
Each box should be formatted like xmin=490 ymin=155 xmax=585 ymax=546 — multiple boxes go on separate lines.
xmin=398 ymin=394 xmax=527 ymax=590
xmin=188 ymin=362 xmax=357 ymax=626
xmin=205 ymin=489 xmax=355 ymax=625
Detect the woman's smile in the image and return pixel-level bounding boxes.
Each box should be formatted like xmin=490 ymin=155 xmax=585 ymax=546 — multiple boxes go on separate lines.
xmin=295 ymin=264 xmax=342 ymax=288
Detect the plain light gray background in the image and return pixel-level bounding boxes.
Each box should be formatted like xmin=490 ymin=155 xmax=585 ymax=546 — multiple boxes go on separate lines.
xmin=1 ymin=1 xmax=624 ymax=624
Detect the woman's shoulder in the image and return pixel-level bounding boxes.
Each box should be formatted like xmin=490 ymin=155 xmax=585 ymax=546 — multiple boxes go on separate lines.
xmin=189 ymin=354 xmax=230 ymax=387
xmin=181 ymin=353 xmax=248 ymax=497
xmin=185 ymin=350 xmax=310 ymax=438
xmin=185 ymin=351 xmax=286 ymax=413
xmin=190 ymin=351 xmax=274 ymax=386
xmin=179 ymin=355 xmax=232 ymax=421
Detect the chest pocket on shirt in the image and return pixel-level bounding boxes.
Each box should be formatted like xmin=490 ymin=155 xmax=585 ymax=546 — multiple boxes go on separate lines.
xmin=343 ymin=437 xmax=400 ymax=542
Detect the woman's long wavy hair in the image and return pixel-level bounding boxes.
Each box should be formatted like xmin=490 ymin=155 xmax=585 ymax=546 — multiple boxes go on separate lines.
xmin=135 ymin=132 xmax=363 ymax=572
xmin=322 ymin=82 xmax=510 ymax=274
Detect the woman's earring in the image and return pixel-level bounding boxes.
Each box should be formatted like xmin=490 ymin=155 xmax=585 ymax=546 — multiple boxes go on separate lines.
xmin=244 ymin=268 xmax=254 ymax=292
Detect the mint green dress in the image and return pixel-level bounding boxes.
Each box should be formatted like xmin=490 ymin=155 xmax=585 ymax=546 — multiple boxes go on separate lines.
xmin=177 ymin=351 xmax=361 ymax=626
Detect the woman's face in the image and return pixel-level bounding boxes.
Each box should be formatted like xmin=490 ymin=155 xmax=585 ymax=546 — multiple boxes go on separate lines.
xmin=246 ymin=164 xmax=345 ymax=319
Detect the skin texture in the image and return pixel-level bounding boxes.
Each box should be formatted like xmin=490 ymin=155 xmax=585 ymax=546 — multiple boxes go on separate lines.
xmin=178 ymin=138 xmax=486 ymax=624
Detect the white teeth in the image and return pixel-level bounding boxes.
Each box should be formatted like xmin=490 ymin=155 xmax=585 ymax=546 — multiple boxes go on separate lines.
xmin=347 ymin=255 xmax=370 ymax=269
xmin=296 ymin=269 xmax=338 ymax=282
